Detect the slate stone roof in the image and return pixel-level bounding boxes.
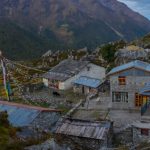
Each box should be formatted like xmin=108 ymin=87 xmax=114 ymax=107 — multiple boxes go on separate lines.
xmin=56 ymin=118 xmax=111 ymax=140
xmin=43 ymin=59 xmax=89 ymax=81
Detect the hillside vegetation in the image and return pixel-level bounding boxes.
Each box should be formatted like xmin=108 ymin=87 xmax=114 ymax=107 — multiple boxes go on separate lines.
xmin=131 ymin=33 xmax=150 ymax=48
xmin=0 ymin=111 xmax=51 ymax=150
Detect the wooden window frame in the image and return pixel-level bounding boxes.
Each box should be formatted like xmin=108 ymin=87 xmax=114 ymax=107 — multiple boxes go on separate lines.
xmin=141 ymin=128 xmax=149 ymax=136
xmin=112 ymin=92 xmax=128 ymax=103
xmin=118 ymin=76 xmax=126 ymax=85
xmin=135 ymin=93 xmax=143 ymax=107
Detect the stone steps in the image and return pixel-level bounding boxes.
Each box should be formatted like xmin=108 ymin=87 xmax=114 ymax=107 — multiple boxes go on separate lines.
xmin=141 ymin=115 xmax=150 ymax=122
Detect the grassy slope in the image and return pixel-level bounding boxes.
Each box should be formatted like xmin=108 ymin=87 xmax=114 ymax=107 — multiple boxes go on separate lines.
xmin=131 ymin=33 xmax=150 ymax=48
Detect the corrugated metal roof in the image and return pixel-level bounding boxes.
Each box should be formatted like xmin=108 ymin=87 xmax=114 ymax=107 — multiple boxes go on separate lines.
xmin=140 ymin=82 xmax=150 ymax=96
xmin=0 ymin=101 xmax=61 ymax=127
xmin=56 ymin=119 xmax=111 ymax=140
xmin=0 ymin=104 xmax=40 ymax=127
xmin=73 ymin=76 xmax=102 ymax=88
xmin=0 ymin=101 xmax=61 ymax=112
xmin=107 ymin=60 xmax=150 ymax=76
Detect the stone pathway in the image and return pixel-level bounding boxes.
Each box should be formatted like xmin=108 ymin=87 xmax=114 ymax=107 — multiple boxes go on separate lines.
xmin=108 ymin=110 xmax=141 ymax=133
xmin=79 ymin=96 xmax=111 ymax=110
xmin=73 ymin=95 xmax=141 ymax=133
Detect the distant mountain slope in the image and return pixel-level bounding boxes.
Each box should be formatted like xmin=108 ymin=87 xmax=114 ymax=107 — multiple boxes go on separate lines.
xmin=0 ymin=0 xmax=150 ymax=60
xmin=0 ymin=19 xmax=60 ymax=60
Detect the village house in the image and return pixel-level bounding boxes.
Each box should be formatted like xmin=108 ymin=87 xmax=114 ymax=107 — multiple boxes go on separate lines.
xmin=73 ymin=76 xmax=103 ymax=95
xmin=132 ymin=121 xmax=150 ymax=145
xmin=42 ymin=59 xmax=105 ymax=90
xmin=107 ymin=60 xmax=150 ymax=110
xmin=55 ymin=118 xmax=113 ymax=150
xmin=132 ymin=82 xmax=150 ymax=144
xmin=0 ymin=100 xmax=61 ymax=137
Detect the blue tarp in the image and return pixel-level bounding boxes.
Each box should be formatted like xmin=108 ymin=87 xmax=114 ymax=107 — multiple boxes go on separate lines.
xmin=73 ymin=76 xmax=102 ymax=88
xmin=108 ymin=60 xmax=150 ymax=75
xmin=0 ymin=104 xmax=40 ymax=127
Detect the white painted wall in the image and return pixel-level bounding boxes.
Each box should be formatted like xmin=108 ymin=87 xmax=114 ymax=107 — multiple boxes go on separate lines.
xmin=59 ymin=75 xmax=79 ymax=90
xmin=78 ymin=63 xmax=105 ymax=80
xmin=58 ymin=63 xmax=106 ymax=90
xmin=43 ymin=63 xmax=106 ymax=90
xmin=43 ymin=78 xmax=48 ymax=87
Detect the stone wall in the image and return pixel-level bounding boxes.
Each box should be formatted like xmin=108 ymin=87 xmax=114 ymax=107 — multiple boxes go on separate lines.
xmin=133 ymin=127 xmax=150 ymax=145
xmin=110 ymin=73 xmax=150 ymax=109
xmin=55 ymin=134 xmax=107 ymax=150
xmin=73 ymin=84 xmax=98 ymax=95
xmin=73 ymin=84 xmax=83 ymax=94
xmin=113 ymin=128 xmax=133 ymax=146
xmin=30 ymin=112 xmax=61 ymax=132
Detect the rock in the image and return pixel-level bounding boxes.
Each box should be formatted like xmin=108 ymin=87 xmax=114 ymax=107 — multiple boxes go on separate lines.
xmin=115 ymin=45 xmax=150 ymax=65
xmin=42 ymin=50 xmax=53 ymax=57
xmin=25 ymin=138 xmax=71 ymax=150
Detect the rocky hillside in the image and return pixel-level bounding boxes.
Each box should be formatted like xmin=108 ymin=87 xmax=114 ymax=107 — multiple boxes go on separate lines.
xmin=0 ymin=0 xmax=150 ymax=60
xmin=115 ymin=45 xmax=150 ymax=65
xmin=132 ymin=33 xmax=150 ymax=48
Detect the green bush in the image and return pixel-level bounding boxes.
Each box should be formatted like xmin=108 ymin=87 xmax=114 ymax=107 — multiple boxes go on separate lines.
xmin=0 ymin=111 xmax=9 ymax=127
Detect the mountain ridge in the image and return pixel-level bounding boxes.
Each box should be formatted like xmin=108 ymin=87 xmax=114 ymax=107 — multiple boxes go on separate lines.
xmin=0 ymin=0 xmax=150 ymax=60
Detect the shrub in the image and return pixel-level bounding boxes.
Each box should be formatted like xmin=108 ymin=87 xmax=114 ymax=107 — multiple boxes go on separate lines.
xmin=0 ymin=111 xmax=9 ymax=127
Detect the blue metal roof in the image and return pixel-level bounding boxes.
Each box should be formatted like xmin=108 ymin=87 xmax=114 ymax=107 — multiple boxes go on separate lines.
xmin=140 ymin=82 xmax=150 ymax=96
xmin=73 ymin=76 xmax=102 ymax=88
xmin=108 ymin=60 xmax=150 ymax=76
xmin=0 ymin=104 xmax=40 ymax=127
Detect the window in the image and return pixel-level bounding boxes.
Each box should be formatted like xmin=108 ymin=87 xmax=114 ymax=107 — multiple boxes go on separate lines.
xmin=112 ymin=92 xmax=128 ymax=102
xmin=48 ymin=80 xmax=59 ymax=89
xmin=141 ymin=129 xmax=149 ymax=136
xmin=118 ymin=76 xmax=126 ymax=85
xmin=135 ymin=93 xmax=143 ymax=107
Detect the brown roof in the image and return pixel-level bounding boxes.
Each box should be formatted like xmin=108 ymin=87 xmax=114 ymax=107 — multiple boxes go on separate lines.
xmin=0 ymin=101 xmax=61 ymax=112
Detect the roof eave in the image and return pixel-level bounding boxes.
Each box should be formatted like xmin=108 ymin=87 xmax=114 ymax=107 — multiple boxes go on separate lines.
xmin=107 ymin=66 xmax=150 ymax=77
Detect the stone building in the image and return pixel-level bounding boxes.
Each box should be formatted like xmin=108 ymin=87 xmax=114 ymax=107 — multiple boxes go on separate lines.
xmin=73 ymin=76 xmax=103 ymax=95
xmin=132 ymin=82 xmax=150 ymax=144
xmin=42 ymin=59 xmax=105 ymax=90
xmin=55 ymin=118 xmax=113 ymax=150
xmin=107 ymin=60 xmax=150 ymax=110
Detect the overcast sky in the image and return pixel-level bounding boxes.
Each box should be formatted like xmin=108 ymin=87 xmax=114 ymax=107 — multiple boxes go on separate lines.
xmin=118 ymin=0 xmax=150 ymax=20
